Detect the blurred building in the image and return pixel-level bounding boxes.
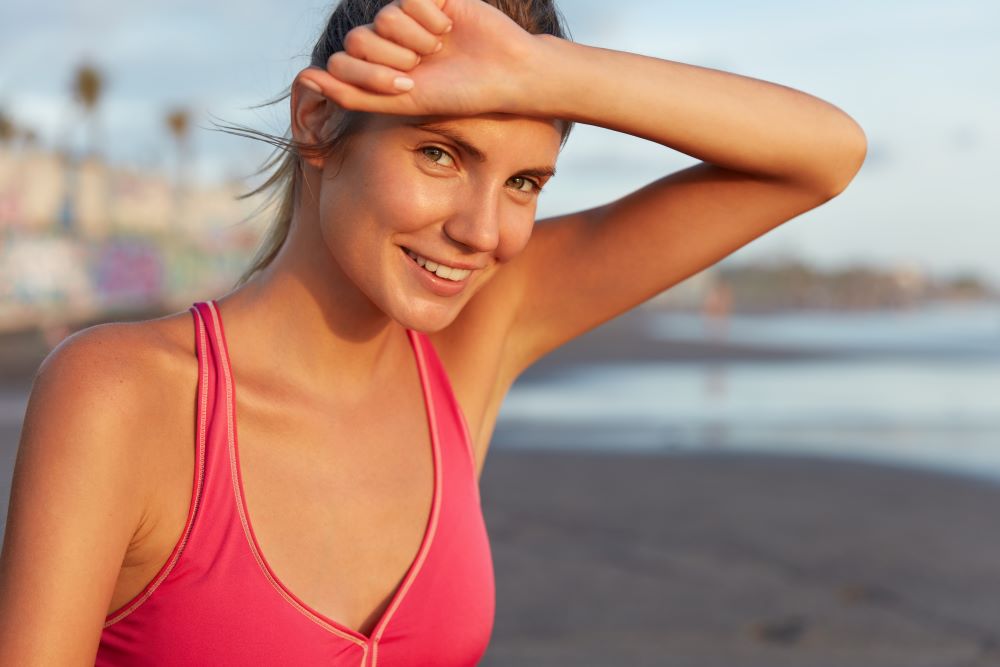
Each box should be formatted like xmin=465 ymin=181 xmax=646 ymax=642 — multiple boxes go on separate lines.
xmin=0 ymin=145 xmax=270 ymax=332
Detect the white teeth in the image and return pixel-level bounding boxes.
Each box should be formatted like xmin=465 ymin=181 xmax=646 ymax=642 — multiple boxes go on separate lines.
xmin=405 ymin=249 xmax=471 ymax=282
xmin=406 ymin=249 xmax=428 ymax=268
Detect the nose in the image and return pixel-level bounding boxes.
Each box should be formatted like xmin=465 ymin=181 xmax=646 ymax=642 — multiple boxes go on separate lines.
xmin=442 ymin=188 xmax=501 ymax=254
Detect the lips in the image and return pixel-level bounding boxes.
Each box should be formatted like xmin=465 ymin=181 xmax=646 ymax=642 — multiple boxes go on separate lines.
xmin=403 ymin=248 xmax=473 ymax=282
xmin=400 ymin=246 xmax=474 ymax=298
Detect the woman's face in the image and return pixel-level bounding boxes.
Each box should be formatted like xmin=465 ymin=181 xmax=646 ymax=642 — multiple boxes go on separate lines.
xmin=314 ymin=112 xmax=563 ymax=332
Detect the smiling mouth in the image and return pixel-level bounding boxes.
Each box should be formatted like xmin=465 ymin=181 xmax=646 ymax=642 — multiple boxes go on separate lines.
xmin=402 ymin=248 xmax=473 ymax=282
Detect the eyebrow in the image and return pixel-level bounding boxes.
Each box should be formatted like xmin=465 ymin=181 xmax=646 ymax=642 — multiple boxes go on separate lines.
xmin=411 ymin=121 xmax=557 ymax=180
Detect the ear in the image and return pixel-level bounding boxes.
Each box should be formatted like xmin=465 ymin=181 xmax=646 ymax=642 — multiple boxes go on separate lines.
xmin=291 ymin=68 xmax=338 ymax=170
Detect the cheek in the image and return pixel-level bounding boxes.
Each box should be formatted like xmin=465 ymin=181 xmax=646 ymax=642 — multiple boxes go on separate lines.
xmin=377 ymin=168 xmax=455 ymax=234
xmin=317 ymin=188 xmax=383 ymax=280
xmin=495 ymin=213 xmax=536 ymax=263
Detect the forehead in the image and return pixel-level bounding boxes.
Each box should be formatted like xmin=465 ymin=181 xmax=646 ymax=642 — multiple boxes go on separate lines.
xmin=368 ymin=113 xmax=563 ymax=160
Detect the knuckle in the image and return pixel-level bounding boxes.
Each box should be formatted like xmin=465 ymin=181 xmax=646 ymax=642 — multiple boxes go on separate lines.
xmin=326 ymin=86 xmax=348 ymax=106
xmin=327 ymin=51 xmax=351 ymax=73
xmin=414 ymin=38 xmax=438 ymax=55
xmin=336 ymin=89 xmax=361 ymax=110
xmin=342 ymin=28 xmax=364 ymax=53
xmin=374 ymin=6 xmax=401 ymax=30
xmin=380 ymin=65 xmax=404 ymax=86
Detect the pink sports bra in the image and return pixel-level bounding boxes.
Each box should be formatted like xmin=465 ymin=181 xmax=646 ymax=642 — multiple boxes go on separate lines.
xmin=96 ymin=300 xmax=495 ymax=666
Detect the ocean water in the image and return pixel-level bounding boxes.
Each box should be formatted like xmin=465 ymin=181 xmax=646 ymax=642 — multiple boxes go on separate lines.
xmin=2 ymin=301 xmax=998 ymax=484
xmin=496 ymin=300 xmax=1000 ymax=483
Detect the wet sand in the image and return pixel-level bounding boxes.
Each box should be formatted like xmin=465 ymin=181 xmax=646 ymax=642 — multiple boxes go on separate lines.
xmin=478 ymin=447 xmax=1000 ymax=667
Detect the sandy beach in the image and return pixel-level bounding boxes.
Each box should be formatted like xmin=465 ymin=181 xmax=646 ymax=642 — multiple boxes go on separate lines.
xmin=478 ymin=447 xmax=1000 ymax=667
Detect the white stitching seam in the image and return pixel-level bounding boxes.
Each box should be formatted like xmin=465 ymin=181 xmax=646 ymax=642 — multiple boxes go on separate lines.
xmin=103 ymin=306 xmax=209 ymax=628
xmin=371 ymin=330 xmax=444 ymax=667
xmin=205 ymin=301 xmax=370 ymax=661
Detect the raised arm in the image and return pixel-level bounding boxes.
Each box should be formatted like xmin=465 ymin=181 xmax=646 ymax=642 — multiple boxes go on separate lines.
xmin=497 ymin=35 xmax=867 ymax=373
xmin=296 ymin=0 xmax=867 ymax=377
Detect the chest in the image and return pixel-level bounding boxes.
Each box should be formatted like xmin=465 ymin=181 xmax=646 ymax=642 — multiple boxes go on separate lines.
xmin=129 ymin=369 xmax=435 ymax=640
xmin=239 ymin=367 xmax=437 ymax=636
xmin=103 ymin=322 xmax=499 ymax=664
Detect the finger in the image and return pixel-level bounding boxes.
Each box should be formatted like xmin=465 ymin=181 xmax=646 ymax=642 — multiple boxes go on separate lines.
xmin=327 ymin=51 xmax=415 ymax=95
xmin=373 ymin=3 xmax=441 ymax=56
xmin=299 ymin=69 xmax=417 ymax=116
xmin=397 ymin=0 xmax=452 ymax=35
xmin=343 ymin=25 xmax=422 ymax=71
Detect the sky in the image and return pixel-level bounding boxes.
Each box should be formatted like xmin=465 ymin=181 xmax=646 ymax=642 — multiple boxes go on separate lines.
xmin=2 ymin=0 xmax=998 ymax=286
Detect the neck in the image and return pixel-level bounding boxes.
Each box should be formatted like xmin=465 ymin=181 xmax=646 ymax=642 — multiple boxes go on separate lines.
xmin=215 ymin=207 xmax=406 ymax=397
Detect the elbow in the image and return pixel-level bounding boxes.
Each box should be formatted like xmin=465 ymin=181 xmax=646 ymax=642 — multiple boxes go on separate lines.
xmin=823 ymin=120 xmax=868 ymax=199
xmin=786 ymin=119 xmax=868 ymax=202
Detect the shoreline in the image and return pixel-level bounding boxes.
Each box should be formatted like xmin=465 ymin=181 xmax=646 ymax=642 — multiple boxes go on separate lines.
xmin=7 ymin=301 xmax=992 ymax=389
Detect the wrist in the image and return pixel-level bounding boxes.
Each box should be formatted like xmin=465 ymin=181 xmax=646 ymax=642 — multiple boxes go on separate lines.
xmin=503 ymin=33 xmax=577 ymax=118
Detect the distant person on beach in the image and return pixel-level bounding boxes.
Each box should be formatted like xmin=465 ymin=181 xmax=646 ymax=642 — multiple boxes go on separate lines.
xmin=703 ymin=279 xmax=733 ymax=341
xmin=0 ymin=0 xmax=865 ymax=663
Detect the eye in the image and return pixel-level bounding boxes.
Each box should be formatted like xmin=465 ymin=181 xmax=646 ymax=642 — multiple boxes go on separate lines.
xmin=420 ymin=145 xmax=455 ymax=167
xmin=507 ymin=175 xmax=542 ymax=194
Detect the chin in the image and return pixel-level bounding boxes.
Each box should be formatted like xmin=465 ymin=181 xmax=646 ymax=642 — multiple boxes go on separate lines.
xmin=390 ymin=299 xmax=464 ymax=334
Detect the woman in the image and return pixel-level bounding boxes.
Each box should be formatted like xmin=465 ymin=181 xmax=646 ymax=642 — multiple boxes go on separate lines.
xmin=0 ymin=0 xmax=866 ymax=664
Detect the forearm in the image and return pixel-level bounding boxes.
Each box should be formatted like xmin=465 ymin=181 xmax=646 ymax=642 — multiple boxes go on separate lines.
xmin=525 ymin=35 xmax=867 ymax=194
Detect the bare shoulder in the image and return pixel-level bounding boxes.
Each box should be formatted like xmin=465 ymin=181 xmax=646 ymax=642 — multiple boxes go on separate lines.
xmin=18 ymin=309 xmax=200 ymax=535
xmin=0 ymin=309 xmax=198 ymax=662
xmin=32 ymin=311 xmax=197 ymax=430
xmin=25 ymin=309 xmax=201 ymax=512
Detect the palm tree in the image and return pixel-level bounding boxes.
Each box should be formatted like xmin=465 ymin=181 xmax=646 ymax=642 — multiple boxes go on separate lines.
xmin=166 ymin=108 xmax=191 ymax=179
xmin=165 ymin=107 xmax=192 ymax=225
xmin=166 ymin=109 xmax=190 ymax=143
xmin=57 ymin=62 xmax=107 ymax=234
xmin=0 ymin=110 xmax=14 ymax=145
xmin=73 ymin=63 xmax=104 ymax=158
